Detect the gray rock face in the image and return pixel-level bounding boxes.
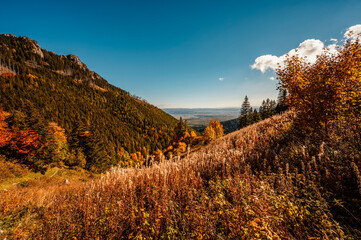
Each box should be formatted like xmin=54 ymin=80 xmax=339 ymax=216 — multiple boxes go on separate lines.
xmin=67 ymin=54 xmax=86 ymax=69
xmin=31 ymin=43 xmax=44 ymax=58
xmin=21 ymin=36 xmax=44 ymax=58
xmin=1 ymin=34 xmax=43 ymax=58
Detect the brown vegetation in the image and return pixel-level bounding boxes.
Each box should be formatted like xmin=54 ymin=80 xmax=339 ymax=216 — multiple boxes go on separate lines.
xmin=3 ymin=111 xmax=359 ymax=239
xmin=277 ymin=35 xmax=361 ymax=144
xmin=1 ymin=34 xmax=361 ymax=239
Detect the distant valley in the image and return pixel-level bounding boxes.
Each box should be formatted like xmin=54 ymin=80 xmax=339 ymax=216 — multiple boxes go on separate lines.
xmin=163 ymin=107 xmax=240 ymax=129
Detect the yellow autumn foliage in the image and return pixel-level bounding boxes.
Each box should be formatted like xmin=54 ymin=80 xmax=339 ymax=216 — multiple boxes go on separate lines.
xmin=277 ymin=34 xmax=361 ymax=139
xmin=203 ymin=120 xmax=224 ymax=142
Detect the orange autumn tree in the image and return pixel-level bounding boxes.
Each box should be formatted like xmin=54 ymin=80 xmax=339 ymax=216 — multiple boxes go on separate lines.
xmin=203 ymin=120 xmax=224 ymax=142
xmin=44 ymin=122 xmax=69 ymax=165
xmin=11 ymin=129 xmax=41 ymax=156
xmin=277 ymin=34 xmax=361 ymax=140
xmin=0 ymin=106 xmax=42 ymax=169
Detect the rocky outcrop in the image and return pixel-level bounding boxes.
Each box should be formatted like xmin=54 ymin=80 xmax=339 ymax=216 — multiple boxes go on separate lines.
xmin=0 ymin=65 xmax=16 ymax=75
xmin=21 ymin=36 xmax=44 ymax=58
xmin=66 ymin=54 xmax=86 ymax=69
xmin=1 ymin=34 xmax=44 ymax=58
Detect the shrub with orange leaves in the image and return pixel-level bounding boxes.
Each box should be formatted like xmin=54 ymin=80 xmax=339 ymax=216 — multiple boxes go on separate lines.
xmin=277 ymin=35 xmax=361 ymax=140
xmin=130 ymin=152 xmax=138 ymax=161
xmin=183 ymin=130 xmax=198 ymax=145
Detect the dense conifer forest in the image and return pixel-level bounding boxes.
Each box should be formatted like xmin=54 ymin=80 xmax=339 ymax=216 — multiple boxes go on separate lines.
xmin=0 ymin=34 xmax=181 ymax=172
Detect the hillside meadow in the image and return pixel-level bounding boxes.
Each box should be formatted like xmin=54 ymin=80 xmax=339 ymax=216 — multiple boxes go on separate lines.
xmin=1 ymin=110 xmax=360 ymax=239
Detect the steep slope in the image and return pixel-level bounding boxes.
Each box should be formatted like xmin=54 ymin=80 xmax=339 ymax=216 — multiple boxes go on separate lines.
xmin=0 ymin=34 xmax=179 ymax=172
xmin=3 ymin=111 xmax=360 ymax=238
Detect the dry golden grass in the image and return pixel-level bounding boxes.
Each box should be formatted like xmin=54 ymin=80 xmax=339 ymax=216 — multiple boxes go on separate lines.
xmin=2 ymin=111 xmax=360 ymax=239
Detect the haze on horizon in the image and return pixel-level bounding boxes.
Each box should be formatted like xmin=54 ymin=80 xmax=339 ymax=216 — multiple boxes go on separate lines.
xmin=1 ymin=0 xmax=361 ymax=108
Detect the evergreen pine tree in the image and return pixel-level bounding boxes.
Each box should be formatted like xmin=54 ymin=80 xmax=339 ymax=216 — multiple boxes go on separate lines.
xmin=252 ymin=109 xmax=261 ymax=123
xmin=276 ymin=86 xmax=288 ymax=113
xmin=239 ymin=95 xmax=252 ymax=128
xmin=174 ymin=117 xmax=187 ymax=140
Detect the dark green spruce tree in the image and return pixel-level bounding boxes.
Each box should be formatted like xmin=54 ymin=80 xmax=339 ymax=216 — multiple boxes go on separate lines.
xmin=275 ymin=86 xmax=288 ymax=113
xmin=174 ymin=117 xmax=187 ymax=140
xmin=239 ymin=95 xmax=253 ymax=128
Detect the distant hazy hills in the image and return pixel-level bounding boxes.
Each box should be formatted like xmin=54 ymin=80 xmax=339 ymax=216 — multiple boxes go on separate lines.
xmin=163 ymin=108 xmax=240 ymax=134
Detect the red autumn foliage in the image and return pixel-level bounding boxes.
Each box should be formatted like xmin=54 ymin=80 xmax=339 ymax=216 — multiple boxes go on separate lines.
xmin=10 ymin=129 xmax=42 ymax=155
xmin=1 ymin=73 xmax=15 ymax=77
xmin=0 ymin=106 xmax=42 ymax=156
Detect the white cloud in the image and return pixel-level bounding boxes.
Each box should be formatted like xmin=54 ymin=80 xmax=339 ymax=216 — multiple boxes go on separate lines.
xmin=251 ymin=39 xmax=325 ymax=73
xmin=252 ymin=24 xmax=361 ymax=76
xmin=344 ymin=24 xmax=361 ymax=40
xmin=269 ymin=77 xmax=275 ymax=81
xmin=218 ymin=77 xmax=224 ymax=81
xmin=293 ymin=39 xmax=324 ymax=62
xmin=251 ymin=55 xmax=279 ymax=73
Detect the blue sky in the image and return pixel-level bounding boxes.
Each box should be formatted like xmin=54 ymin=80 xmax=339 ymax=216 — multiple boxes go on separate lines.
xmin=1 ymin=0 xmax=361 ymax=107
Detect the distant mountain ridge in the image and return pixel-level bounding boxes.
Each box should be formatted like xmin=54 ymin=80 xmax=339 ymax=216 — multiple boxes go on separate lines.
xmin=0 ymin=34 xmax=180 ymax=172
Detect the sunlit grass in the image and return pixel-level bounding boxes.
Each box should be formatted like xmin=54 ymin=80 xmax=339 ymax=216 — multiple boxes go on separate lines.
xmin=1 ymin=111 xmax=360 ymax=239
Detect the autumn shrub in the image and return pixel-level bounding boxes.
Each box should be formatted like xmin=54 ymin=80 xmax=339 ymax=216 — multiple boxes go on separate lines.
xmin=277 ymin=35 xmax=361 ymax=144
xmin=1 ymin=112 xmax=350 ymax=239
xmin=43 ymin=122 xmax=69 ymax=165
xmin=203 ymin=119 xmax=224 ymax=142
xmin=272 ymin=36 xmax=361 ymax=237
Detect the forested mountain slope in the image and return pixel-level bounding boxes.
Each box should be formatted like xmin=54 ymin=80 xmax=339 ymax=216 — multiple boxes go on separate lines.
xmin=0 ymin=34 xmax=180 ymax=172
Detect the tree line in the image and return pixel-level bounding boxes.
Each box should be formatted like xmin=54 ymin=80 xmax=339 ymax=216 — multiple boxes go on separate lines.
xmin=238 ymin=87 xmax=288 ymax=129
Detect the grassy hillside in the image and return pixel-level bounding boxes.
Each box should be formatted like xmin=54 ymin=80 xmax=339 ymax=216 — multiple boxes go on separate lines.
xmin=2 ymin=111 xmax=360 ymax=239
